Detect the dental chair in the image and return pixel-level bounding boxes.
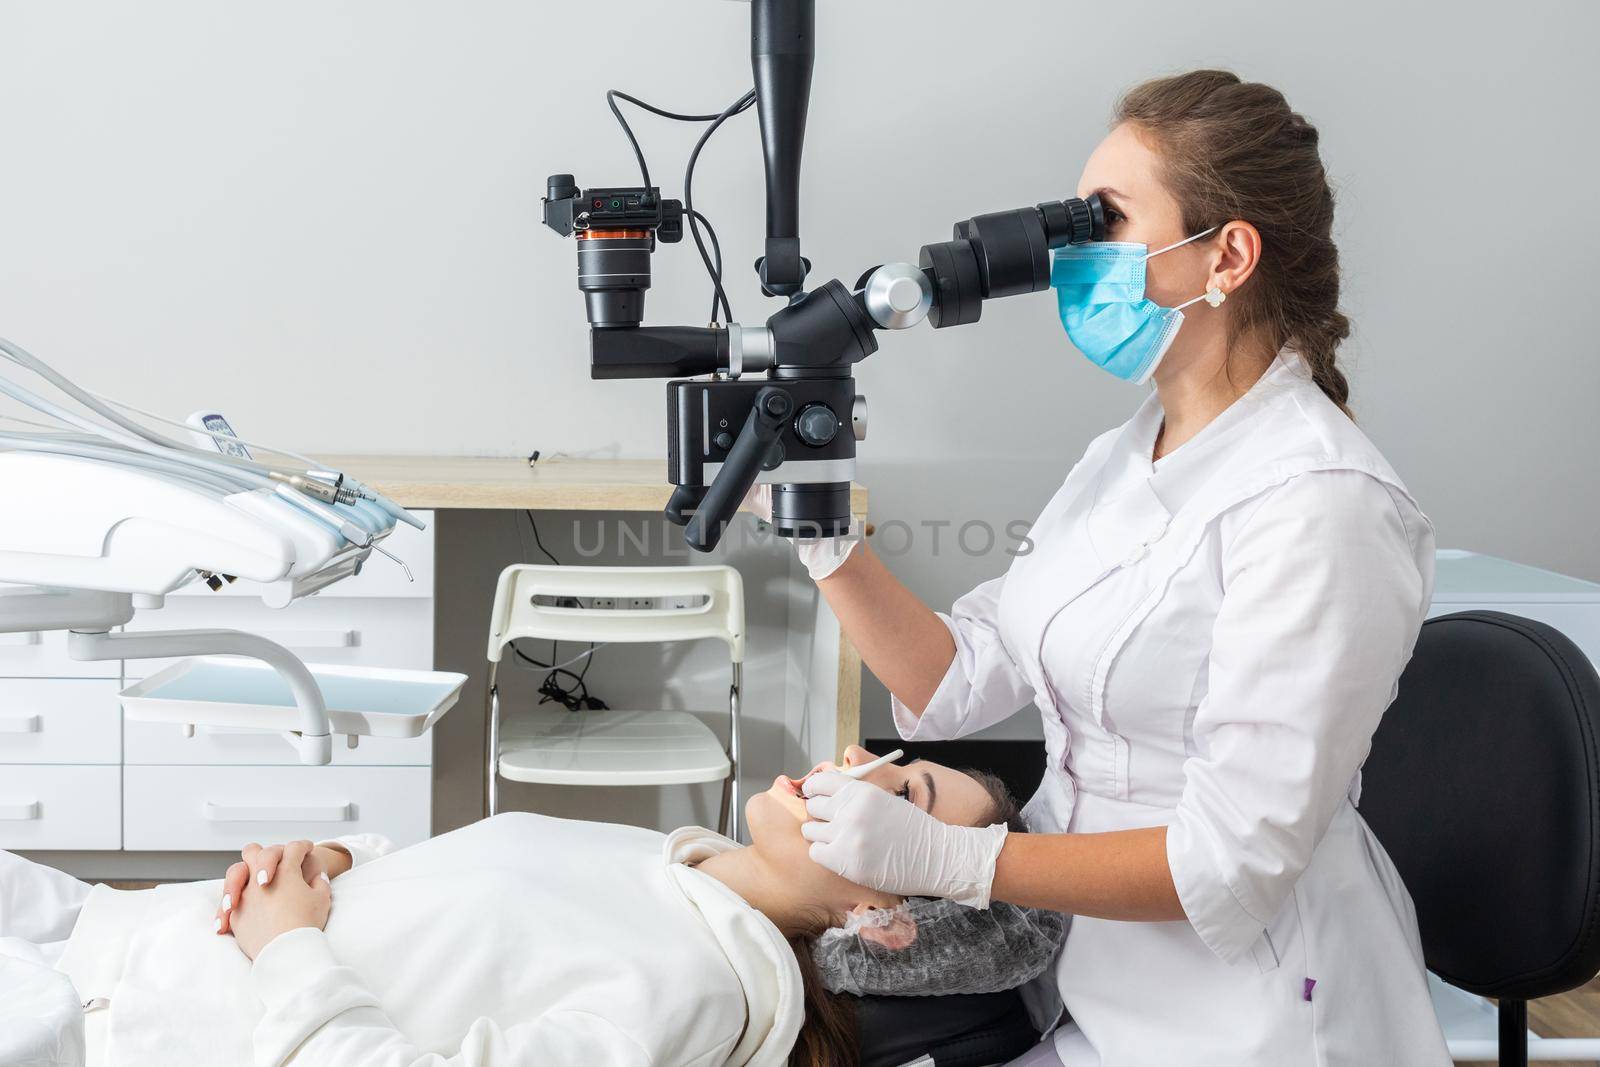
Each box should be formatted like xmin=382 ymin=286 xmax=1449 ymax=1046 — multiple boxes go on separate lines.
xmin=1361 ymin=610 xmax=1600 ymax=1066
xmin=854 ymin=990 xmax=1042 ymax=1067
xmin=0 ymin=338 xmax=463 ymax=764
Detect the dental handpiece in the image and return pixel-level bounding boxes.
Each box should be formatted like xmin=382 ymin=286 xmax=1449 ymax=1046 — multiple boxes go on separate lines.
xmin=841 ymin=748 xmax=904 ymax=779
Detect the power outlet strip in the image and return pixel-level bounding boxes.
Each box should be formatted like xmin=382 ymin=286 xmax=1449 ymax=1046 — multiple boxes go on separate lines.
xmin=577 ymin=597 xmax=698 ymax=611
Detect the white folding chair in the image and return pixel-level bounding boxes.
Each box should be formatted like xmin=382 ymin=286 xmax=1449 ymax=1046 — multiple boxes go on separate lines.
xmin=483 ymin=564 xmax=746 ymax=838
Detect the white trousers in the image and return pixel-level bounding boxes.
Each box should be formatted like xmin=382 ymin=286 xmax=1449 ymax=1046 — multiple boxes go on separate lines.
xmin=0 ymin=849 xmax=93 ymax=1067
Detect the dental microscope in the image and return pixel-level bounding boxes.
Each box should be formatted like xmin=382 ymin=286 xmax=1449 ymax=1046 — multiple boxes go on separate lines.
xmin=543 ymin=0 xmax=1105 ymax=552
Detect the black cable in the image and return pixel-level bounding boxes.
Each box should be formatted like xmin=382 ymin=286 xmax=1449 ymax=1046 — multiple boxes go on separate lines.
xmin=524 ymin=509 xmax=561 ymax=566
xmin=510 ymin=645 xmax=606 ymax=711
xmin=688 ymin=208 xmax=728 ymax=324
xmin=512 ymin=643 xmax=553 ymax=670
xmin=518 ymin=511 xmax=606 ymax=711
xmin=604 ymin=87 xmax=754 ymax=324
xmin=522 ymin=509 xmax=564 ymax=678
xmin=684 ymin=90 xmax=757 ymax=325
xmin=607 ymin=89 xmax=756 ymax=189
xmin=539 ymin=668 xmax=607 ymax=712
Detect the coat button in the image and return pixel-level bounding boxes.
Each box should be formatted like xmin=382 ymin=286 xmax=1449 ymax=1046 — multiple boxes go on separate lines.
xmin=1122 ymin=543 xmax=1148 ymax=566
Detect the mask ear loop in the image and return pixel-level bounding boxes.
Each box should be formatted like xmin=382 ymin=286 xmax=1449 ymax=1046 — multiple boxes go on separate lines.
xmin=1145 ymin=225 xmax=1218 ymax=260
xmin=1146 ymin=226 xmax=1226 ymax=311
xmin=1175 ymin=286 xmax=1227 ymax=311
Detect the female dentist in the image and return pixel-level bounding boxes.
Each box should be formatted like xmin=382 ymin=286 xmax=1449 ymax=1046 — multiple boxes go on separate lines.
xmin=780 ymin=70 xmax=1453 ymax=1064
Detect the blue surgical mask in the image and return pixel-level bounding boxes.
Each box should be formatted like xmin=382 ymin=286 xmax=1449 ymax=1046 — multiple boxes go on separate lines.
xmin=1049 ymin=228 xmax=1221 ymax=383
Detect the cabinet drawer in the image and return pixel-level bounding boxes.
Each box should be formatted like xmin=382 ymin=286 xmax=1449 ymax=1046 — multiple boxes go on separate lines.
xmin=0 ymin=629 xmax=120 ymax=680
xmin=169 ymin=511 xmax=435 ymax=599
xmin=123 ymin=765 xmax=430 ymax=851
xmin=123 ymin=719 xmax=431 ymax=766
xmin=0 ymin=680 xmax=121 ymax=763
xmin=125 ymin=597 xmax=433 ymax=679
xmin=0 ymin=765 xmax=121 ymax=849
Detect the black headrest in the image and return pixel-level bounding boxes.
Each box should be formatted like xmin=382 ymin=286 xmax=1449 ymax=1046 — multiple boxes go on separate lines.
xmin=853 ymin=988 xmax=1040 ymax=1067
xmin=1360 ymin=611 xmax=1600 ymax=999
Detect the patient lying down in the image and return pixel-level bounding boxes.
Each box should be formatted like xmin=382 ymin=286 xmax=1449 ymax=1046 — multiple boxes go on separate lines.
xmin=4 ymin=747 xmax=1064 ymax=1067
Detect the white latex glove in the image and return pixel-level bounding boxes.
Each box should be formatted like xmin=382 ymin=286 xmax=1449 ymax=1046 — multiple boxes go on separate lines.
xmin=801 ymin=771 xmax=1008 ymax=907
xmin=741 ymin=483 xmax=864 ymax=581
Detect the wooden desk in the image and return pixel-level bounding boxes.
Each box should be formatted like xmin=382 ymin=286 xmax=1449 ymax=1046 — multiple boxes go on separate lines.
xmin=320 ymin=454 xmax=866 ymax=764
xmin=318 ymin=455 xmax=869 ymax=518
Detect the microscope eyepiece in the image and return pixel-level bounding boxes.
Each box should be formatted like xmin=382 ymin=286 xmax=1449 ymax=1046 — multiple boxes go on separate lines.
xmin=1039 ymin=193 xmax=1105 ymax=246
xmin=920 ymin=194 xmax=1105 ymax=329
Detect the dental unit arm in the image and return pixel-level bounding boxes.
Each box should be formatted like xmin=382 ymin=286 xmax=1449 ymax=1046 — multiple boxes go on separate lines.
xmin=0 ymin=338 xmax=453 ymax=765
xmin=542 ymin=0 xmax=1105 ymax=552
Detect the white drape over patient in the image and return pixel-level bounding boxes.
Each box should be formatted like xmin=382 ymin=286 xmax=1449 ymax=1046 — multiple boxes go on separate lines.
xmin=54 ymin=815 xmax=802 ymax=1067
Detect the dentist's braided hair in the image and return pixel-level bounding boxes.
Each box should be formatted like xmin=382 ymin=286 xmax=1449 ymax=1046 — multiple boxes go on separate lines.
xmin=1116 ymin=70 xmax=1353 ymax=417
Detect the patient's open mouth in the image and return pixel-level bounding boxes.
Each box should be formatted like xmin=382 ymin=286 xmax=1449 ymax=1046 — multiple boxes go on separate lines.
xmin=776 ymin=774 xmax=804 ymax=798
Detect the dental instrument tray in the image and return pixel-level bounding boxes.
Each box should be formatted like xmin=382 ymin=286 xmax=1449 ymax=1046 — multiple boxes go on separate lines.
xmin=121 ymin=659 xmax=467 ymax=738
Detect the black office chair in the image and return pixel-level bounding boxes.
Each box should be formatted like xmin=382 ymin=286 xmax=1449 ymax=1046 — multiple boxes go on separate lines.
xmin=1361 ymin=611 xmax=1600 ymax=1067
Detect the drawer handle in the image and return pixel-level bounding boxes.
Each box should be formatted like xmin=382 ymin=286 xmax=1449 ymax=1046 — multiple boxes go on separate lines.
xmin=0 ymin=715 xmax=41 ymax=734
xmin=255 ymin=630 xmax=357 ymax=650
xmin=0 ymin=632 xmax=42 ymax=648
xmin=203 ymin=801 xmax=352 ymax=822
xmin=0 ymin=801 xmax=40 ymax=821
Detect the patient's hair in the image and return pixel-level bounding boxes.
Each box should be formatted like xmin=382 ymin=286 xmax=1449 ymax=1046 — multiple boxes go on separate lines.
xmin=785 ymin=768 xmax=1026 ymax=1067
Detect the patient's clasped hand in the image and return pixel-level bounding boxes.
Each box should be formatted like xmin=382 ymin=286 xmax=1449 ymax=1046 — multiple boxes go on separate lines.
xmin=215 ymin=840 xmax=340 ymax=960
xmin=4 ymin=748 xmax=1065 ymax=1067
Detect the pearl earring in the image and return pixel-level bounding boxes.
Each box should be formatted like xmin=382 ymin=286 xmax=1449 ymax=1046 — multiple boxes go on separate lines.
xmin=1204 ymin=286 xmax=1226 ymax=308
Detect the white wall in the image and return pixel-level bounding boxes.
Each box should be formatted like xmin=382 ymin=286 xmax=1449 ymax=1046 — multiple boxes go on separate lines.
xmin=4 ymin=1 xmax=1596 ymax=744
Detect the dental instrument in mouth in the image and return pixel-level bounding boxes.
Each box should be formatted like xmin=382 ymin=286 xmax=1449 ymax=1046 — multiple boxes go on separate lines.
xmin=790 ymin=749 xmax=906 ymax=796
xmin=841 ymin=749 xmax=904 ymax=780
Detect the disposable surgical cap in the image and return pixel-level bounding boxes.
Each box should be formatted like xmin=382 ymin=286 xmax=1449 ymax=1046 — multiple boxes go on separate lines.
xmin=811 ymin=897 xmax=1068 ymax=997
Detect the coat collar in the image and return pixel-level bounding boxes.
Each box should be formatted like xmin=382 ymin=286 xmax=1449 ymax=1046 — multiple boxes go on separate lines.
xmin=1116 ymin=352 xmax=1311 ymax=511
xmin=662 ymin=828 xmax=804 ymax=1067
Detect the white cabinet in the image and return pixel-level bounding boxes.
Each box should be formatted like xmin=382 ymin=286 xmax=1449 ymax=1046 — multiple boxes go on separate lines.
xmin=123 ymin=597 xmax=433 ymax=680
xmin=0 ymin=629 xmax=119 ymax=679
xmin=0 ymin=765 xmax=121 ymax=850
xmin=122 ymin=765 xmax=431 ymax=851
xmin=0 ymin=680 xmax=123 ymax=764
xmin=0 ymin=512 xmax=437 ymax=856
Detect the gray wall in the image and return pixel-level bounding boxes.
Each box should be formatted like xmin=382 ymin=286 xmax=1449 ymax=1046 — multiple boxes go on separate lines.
xmin=3 ymin=1 xmax=1596 ymax=747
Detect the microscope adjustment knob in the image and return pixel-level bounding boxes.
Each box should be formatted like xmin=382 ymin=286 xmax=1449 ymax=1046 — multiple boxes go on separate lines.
xmin=863 ymin=262 xmax=934 ymax=330
xmin=794 ymin=403 xmax=841 ymax=447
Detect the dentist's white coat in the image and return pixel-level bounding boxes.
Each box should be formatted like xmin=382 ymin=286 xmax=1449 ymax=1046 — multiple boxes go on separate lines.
xmin=897 ymin=355 xmax=1451 ymax=1065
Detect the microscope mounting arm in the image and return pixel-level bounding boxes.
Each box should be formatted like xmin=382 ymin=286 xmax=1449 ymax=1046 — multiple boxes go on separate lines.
xmin=541 ymin=0 xmax=1104 ymax=552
